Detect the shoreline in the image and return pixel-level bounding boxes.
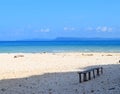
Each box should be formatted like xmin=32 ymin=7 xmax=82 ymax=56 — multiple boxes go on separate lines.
xmin=0 ymin=51 xmax=120 ymax=53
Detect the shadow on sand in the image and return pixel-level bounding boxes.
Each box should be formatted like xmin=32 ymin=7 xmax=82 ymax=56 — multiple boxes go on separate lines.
xmin=0 ymin=63 xmax=120 ymax=94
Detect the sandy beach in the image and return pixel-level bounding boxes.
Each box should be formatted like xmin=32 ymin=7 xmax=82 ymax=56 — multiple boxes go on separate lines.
xmin=0 ymin=52 xmax=120 ymax=94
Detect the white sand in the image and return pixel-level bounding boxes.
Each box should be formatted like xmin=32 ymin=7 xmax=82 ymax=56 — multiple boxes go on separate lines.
xmin=0 ymin=53 xmax=120 ymax=94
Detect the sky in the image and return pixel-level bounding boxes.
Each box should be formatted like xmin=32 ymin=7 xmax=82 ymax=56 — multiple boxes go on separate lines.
xmin=0 ymin=0 xmax=120 ymax=40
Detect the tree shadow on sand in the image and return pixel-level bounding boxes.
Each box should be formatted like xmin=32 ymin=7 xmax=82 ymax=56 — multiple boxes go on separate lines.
xmin=0 ymin=63 xmax=120 ymax=94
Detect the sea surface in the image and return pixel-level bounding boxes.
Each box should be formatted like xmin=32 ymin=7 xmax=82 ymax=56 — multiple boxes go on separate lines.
xmin=0 ymin=40 xmax=120 ymax=53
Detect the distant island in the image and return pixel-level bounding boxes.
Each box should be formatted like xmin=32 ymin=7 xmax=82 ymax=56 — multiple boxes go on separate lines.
xmin=53 ymin=37 xmax=120 ymax=41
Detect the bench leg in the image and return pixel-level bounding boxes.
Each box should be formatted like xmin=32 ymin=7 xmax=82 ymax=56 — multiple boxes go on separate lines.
xmin=88 ymin=71 xmax=91 ymax=80
xmin=78 ymin=73 xmax=82 ymax=83
xmin=96 ymin=68 xmax=100 ymax=76
xmin=101 ymin=67 xmax=103 ymax=74
xmin=93 ymin=70 xmax=95 ymax=78
xmin=83 ymin=73 xmax=87 ymax=81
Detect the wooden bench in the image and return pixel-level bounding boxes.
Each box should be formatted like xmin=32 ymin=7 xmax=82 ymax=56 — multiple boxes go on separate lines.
xmin=77 ymin=67 xmax=103 ymax=83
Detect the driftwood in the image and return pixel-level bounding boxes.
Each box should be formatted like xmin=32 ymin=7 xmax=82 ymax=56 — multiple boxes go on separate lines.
xmin=14 ymin=55 xmax=24 ymax=58
xmin=78 ymin=67 xmax=103 ymax=83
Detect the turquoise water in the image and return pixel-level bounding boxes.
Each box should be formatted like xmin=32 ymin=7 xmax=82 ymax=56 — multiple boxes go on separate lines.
xmin=0 ymin=41 xmax=120 ymax=53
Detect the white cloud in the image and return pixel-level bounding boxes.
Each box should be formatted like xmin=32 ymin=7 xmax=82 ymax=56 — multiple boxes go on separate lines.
xmin=108 ymin=27 xmax=113 ymax=31
xmin=101 ymin=26 xmax=107 ymax=32
xmin=96 ymin=26 xmax=113 ymax=32
xmin=40 ymin=28 xmax=50 ymax=32
xmin=86 ymin=27 xmax=93 ymax=31
xmin=96 ymin=26 xmax=101 ymax=31
xmin=64 ymin=27 xmax=75 ymax=31
xmin=35 ymin=28 xmax=50 ymax=32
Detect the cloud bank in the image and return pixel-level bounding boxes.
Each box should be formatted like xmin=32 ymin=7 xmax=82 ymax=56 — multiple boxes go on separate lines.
xmin=87 ymin=26 xmax=113 ymax=32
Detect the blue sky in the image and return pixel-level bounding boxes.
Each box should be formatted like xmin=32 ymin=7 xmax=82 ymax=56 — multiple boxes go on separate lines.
xmin=0 ymin=0 xmax=120 ymax=40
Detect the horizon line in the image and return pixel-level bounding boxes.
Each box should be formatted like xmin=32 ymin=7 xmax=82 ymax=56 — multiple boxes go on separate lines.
xmin=0 ymin=37 xmax=120 ymax=41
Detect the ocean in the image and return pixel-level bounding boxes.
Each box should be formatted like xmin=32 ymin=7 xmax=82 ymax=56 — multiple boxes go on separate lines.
xmin=0 ymin=40 xmax=120 ymax=53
